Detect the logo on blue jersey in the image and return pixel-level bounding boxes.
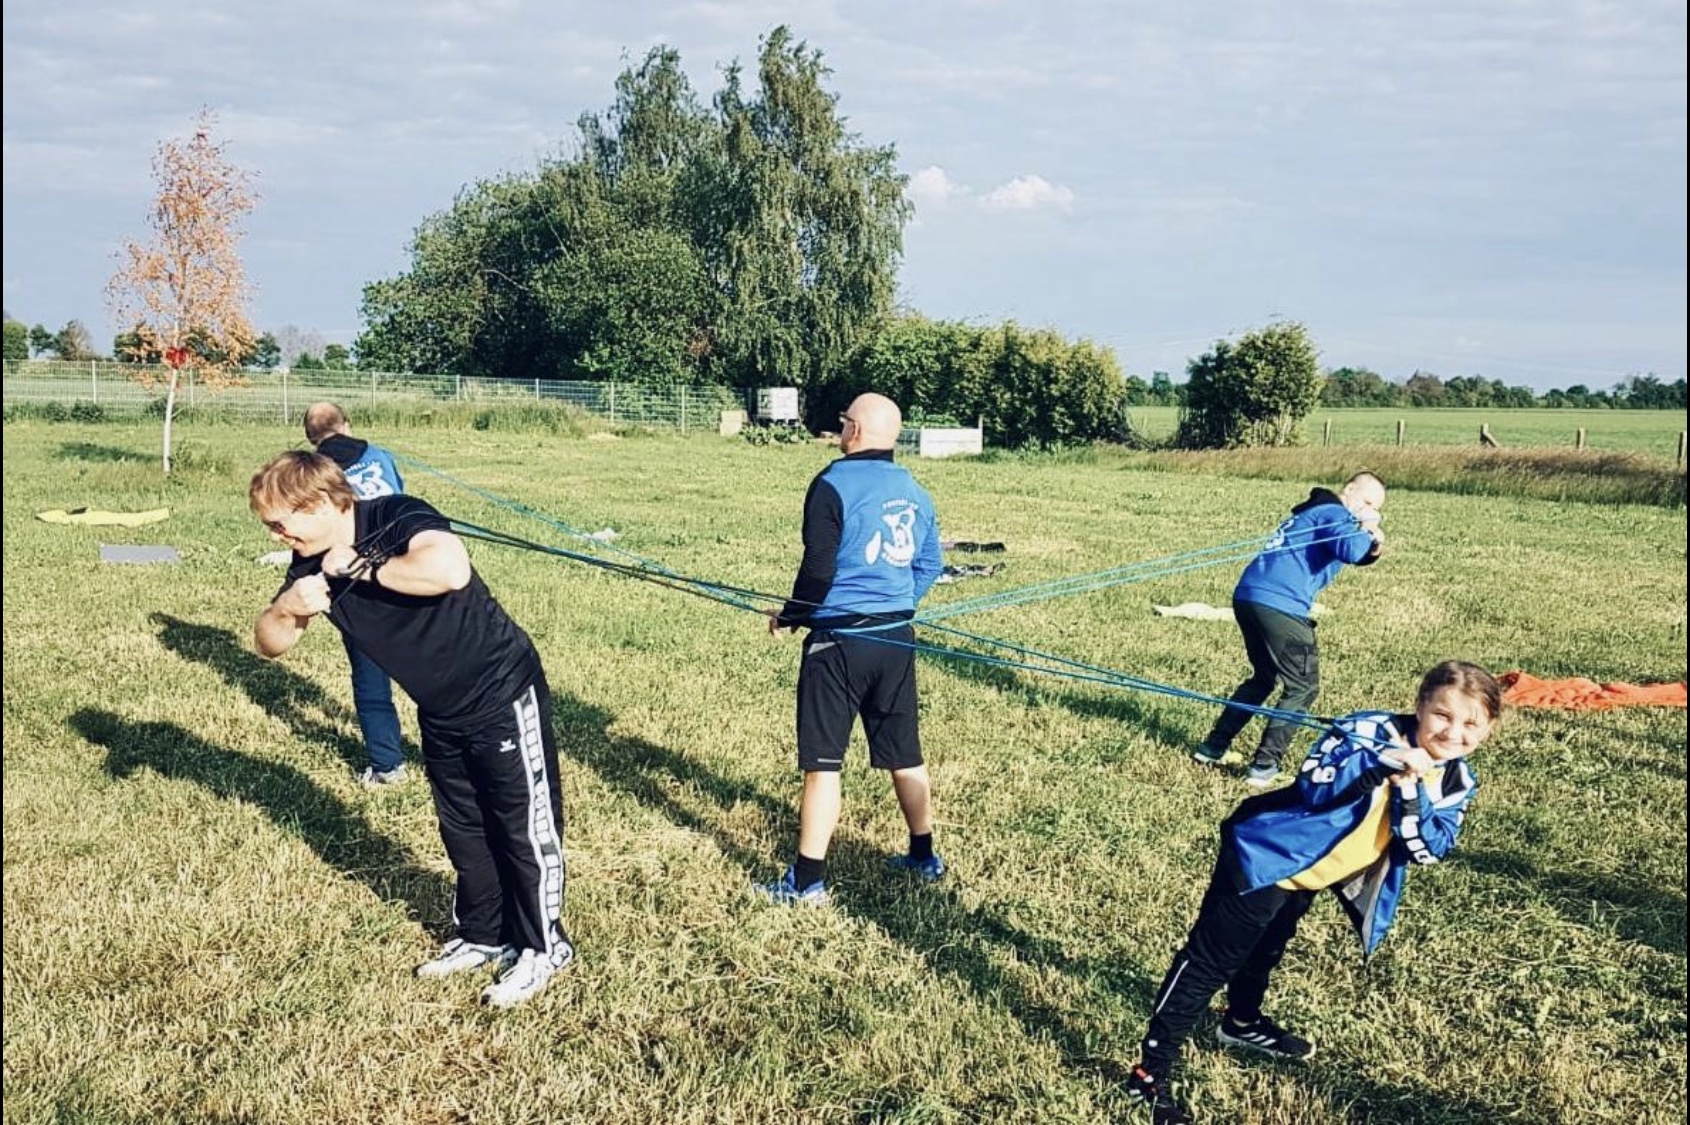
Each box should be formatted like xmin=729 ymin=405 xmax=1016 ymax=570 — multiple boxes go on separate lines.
xmin=864 ymin=500 xmax=919 ymax=567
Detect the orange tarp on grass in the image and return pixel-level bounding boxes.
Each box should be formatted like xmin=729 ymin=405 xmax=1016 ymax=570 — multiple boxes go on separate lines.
xmin=1501 ymin=671 xmax=1687 ymax=711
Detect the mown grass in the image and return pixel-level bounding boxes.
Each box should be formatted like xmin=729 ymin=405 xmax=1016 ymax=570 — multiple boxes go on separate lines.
xmin=1127 ymin=406 xmax=1688 ymax=459
xmin=4 ymin=417 xmax=1685 ymax=1124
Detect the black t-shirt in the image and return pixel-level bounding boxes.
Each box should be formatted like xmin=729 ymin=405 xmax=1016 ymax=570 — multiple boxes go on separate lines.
xmin=277 ymin=495 xmax=541 ymax=726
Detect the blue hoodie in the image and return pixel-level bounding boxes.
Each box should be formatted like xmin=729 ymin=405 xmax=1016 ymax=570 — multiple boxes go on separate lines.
xmin=317 ymin=434 xmax=404 ymax=500
xmin=1234 ymin=488 xmax=1380 ymax=618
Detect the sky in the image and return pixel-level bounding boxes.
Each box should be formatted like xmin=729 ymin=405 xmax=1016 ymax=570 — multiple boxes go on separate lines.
xmin=4 ymin=0 xmax=1685 ymax=391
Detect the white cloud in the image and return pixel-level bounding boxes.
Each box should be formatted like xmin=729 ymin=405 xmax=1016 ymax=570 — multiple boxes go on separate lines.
xmin=907 ymin=165 xmax=966 ymax=209
xmin=981 ymin=174 xmax=1074 ymax=212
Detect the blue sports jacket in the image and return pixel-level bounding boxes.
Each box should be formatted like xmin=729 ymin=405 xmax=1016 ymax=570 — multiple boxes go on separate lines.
xmin=318 ymin=434 xmax=404 ymax=499
xmin=1235 ymin=488 xmax=1380 ymax=618
xmin=777 ymin=450 xmax=942 ymax=629
xmin=1226 ymin=711 xmax=1479 ymax=955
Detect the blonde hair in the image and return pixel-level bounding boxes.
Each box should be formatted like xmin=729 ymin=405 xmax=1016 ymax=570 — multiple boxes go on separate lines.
xmin=249 ymin=450 xmax=355 ymax=515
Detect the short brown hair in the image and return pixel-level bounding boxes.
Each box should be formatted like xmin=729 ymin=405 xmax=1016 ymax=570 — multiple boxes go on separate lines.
xmin=249 ymin=450 xmax=355 ymax=515
xmin=1416 ymin=660 xmax=1504 ymax=720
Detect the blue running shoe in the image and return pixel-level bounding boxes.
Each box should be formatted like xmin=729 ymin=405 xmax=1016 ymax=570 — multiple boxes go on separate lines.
xmin=886 ymin=853 xmax=947 ymax=882
xmin=754 ymin=866 xmax=831 ymax=906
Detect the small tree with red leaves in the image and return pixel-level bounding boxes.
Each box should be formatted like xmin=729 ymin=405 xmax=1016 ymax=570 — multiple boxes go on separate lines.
xmin=107 ymin=110 xmax=257 ymax=473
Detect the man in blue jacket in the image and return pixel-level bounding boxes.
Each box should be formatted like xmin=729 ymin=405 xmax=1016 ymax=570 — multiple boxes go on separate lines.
xmin=1194 ymin=473 xmax=1385 ymax=786
xmin=305 ymin=401 xmax=410 ymax=786
xmin=757 ymin=393 xmax=944 ymax=905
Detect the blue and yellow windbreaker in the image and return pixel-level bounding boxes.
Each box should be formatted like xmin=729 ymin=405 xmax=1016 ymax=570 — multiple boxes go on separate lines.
xmin=1226 ymin=711 xmax=1479 ymax=955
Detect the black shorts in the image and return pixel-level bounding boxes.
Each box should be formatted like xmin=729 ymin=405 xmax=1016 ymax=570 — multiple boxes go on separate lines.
xmin=796 ymin=626 xmax=923 ymax=773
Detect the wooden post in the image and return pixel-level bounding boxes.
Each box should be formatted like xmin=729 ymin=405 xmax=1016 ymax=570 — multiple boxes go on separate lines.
xmin=535 ymin=377 xmax=541 ymax=401
xmin=1322 ymin=418 xmax=1332 ymax=447
xmin=91 ymin=360 xmax=98 ymax=404
xmin=1479 ymin=423 xmax=1498 ymax=448
xmin=455 ymin=373 xmax=462 ymax=401
xmin=281 ymin=368 xmax=288 ymax=425
xmin=1395 ymin=419 xmax=1405 ymax=447
xmin=1678 ymin=431 xmax=1686 ymax=467
xmin=610 ymin=382 xmax=617 ymax=424
xmin=1575 ymin=427 xmax=1586 ymax=451
xmin=370 ymin=369 xmax=377 ymax=406
xmin=680 ymin=385 xmax=688 ymax=434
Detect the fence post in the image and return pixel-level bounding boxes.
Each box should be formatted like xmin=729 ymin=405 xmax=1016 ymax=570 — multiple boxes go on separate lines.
xmin=610 ymin=382 xmax=617 ymax=425
xmin=1575 ymin=427 xmax=1586 ymax=451
xmin=91 ymin=360 xmax=98 ymax=404
xmin=370 ymin=369 xmax=377 ymax=407
xmin=188 ymin=368 xmax=196 ymax=408
xmin=535 ymin=377 xmax=541 ymax=401
xmin=1395 ymin=419 xmax=1405 ymax=446
xmin=281 ymin=368 xmax=289 ymax=425
xmin=1679 ymin=432 xmax=1686 ymax=468
xmin=455 ymin=373 xmax=462 ymax=401
xmin=1322 ymin=418 xmax=1331 ymax=447
xmin=680 ymin=385 xmax=687 ymax=434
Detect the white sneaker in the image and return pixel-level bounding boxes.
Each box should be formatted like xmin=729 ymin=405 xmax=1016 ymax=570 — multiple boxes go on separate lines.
xmin=414 ymin=938 xmax=517 ymax=979
xmin=480 ymin=943 xmax=575 ymax=1009
xmin=359 ymin=763 xmax=409 ymax=787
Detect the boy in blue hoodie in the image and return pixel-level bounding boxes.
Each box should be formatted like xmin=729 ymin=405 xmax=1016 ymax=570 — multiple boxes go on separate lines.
xmin=1194 ymin=473 xmax=1385 ymax=786
xmin=1127 ymin=660 xmax=1502 ymax=1125
xmin=305 ymin=402 xmax=409 ymax=785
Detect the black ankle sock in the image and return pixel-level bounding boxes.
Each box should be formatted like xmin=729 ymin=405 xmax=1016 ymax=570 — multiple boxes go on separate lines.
xmin=794 ymin=853 xmax=827 ymax=889
xmin=908 ymin=832 xmax=934 ymax=862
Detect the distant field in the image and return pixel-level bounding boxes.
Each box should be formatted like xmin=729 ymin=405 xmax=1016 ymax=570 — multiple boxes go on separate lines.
xmin=1128 ymin=406 xmax=1687 ymax=458
xmin=4 ymin=417 xmax=1684 ymax=1124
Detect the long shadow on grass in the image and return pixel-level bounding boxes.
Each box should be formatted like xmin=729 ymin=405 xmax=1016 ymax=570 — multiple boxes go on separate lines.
xmin=152 ymin=612 xmax=388 ymax=772
xmin=553 ymin=690 xmax=1153 ymax=1101
xmin=73 ymin=707 xmax=452 ymax=929
xmin=1460 ymin=848 xmax=1686 ymax=956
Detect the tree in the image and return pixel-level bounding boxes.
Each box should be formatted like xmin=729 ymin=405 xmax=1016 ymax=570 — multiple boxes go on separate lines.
xmin=699 ymin=27 xmax=909 ymax=394
xmin=321 ymin=343 xmax=352 ymax=369
xmin=1403 ymin=370 xmax=1446 ymax=407
xmin=1149 ymin=372 xmax=1178 ymax=406
xmin=106 ymin=109 xmax=257 ymax=474
xmin=355 ymin=30 xmax=908 ymax=400
xmin=249 ymin=332 xmax=282 ymax=370
xmin=1177 ymin=321 xmax=1324 ymax=448
xmin=3 ymin=319 xmax=27 ymax=364
xmin=28 ymin=324 xmax=54 ymax=358
xmin=53 ymin=320 xmax=98 ymax=361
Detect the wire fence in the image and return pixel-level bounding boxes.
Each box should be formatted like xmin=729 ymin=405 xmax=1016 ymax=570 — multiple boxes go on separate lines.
xmin=1 ymin=360 xmax=760 ymax=433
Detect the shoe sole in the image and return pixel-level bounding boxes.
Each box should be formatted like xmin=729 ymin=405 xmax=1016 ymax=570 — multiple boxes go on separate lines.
xmin=1216 ymin=1027 xmax=1316 ymax=1060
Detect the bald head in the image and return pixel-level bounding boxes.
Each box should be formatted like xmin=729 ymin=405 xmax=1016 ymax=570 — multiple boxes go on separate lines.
xmin=1340 ymin=471 xmax=1386 ymax=524
xmin=841 ymin=393 xmax=903 ymax=452
xmin=304 ymin=402 xmax=349 ymax=446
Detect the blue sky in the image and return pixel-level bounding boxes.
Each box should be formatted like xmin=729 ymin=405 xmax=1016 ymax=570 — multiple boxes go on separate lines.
xmin=4 ymin=0 xmax=1685 ymax=390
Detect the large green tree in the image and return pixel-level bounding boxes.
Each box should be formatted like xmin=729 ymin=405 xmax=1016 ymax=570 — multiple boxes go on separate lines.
xmin=3 ymin=318 xmax=27 ymax=364
xmin=1178 ymin=321 xmax=1324 ymax=449
xmin=356 ymin=28 xmax=907 ymax=402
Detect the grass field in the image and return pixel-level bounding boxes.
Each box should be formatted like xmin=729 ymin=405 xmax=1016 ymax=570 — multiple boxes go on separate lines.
xmin=4 ymin=418 xmax=1685 ymax=1124
xmin=1126 ymin=406 xmax=1688 ymax=458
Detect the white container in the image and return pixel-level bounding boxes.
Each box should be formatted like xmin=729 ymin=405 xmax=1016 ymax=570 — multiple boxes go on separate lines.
xmin=756 ymin=386 xmax=800 ymax=422
xmin=897 ymin=425 xmax=984 ymax=458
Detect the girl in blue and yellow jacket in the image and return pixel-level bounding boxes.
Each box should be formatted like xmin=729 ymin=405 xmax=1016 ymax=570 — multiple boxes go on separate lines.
xmin=1126 ymin=661 xmax=1504 ymax=1125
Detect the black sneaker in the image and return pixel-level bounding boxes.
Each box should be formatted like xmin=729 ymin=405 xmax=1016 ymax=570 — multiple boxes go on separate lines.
xmin=1124 ymin=1064 xmax=1192 ymax=1125
xmin=1217 ymin=1013 xmax=1317 ymax=1060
